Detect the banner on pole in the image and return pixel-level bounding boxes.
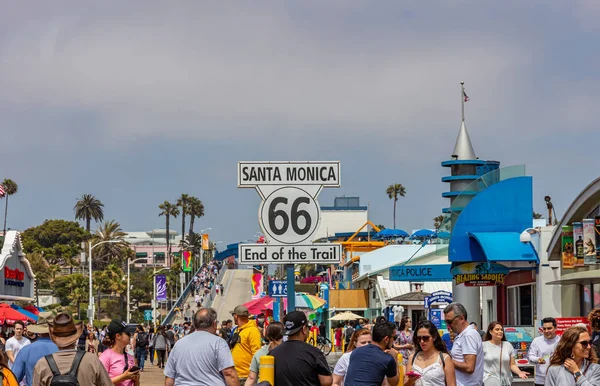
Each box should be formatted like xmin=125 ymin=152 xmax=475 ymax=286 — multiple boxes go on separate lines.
xmin=156 ymin=274 xmax=167 ymax=301
xmin=182 ymin=251 xmax=192 ymax=272
xmin=202 ymin=234 xmax=209 ymax=250
xmin=251 ymin=273 xmax=263 ymax=299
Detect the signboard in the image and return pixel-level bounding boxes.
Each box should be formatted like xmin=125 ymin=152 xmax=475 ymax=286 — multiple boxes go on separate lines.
xmin=268 ymin=280 xmax=288 ymax=297
xmin=389 ymin=264 xmax=453 ymax=282
xmin=239 ymin=244 xmax=342 ymax=264
xmin=583 ymin=219 xmax=596 ymax=265
xmin=554 ymin=317 xmax=589 ymax=335
xmin=424 ymin=290 xmax=453 ymax=308
xmin=251 ymin=273 xmax=263 ymax=299
xmin=238 ymin=162 xmax=341 ymax=187
xmin=202 ymin=233 xmax=209 ymax=250
xmin=182 ymin=251 xmax=193 ymax=272
xmin=429 ymin=309 xmax=443 ymax=329
xmin=144 ymin=310 xmax=152 ymax=321
xmin=562 ymin=225 xmax=574 ymax=269
xmin=451 ymin=262 xmax=509 ymax=287
xmin=156 ymin=274 xmax=167 ymax=301
xmin=4 ymin=267 xmax=25 ymax=287
xmin=573 ymin=222 xmax=584 ymax=266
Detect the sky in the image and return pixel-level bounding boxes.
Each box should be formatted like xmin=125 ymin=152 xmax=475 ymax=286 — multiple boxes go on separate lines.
xmin=1 ymin=1 xmax=599 ymax=247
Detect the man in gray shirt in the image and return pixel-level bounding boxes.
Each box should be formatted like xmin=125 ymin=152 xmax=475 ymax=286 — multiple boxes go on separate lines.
xmin=165 ymin=308 xmax=240 ymax=386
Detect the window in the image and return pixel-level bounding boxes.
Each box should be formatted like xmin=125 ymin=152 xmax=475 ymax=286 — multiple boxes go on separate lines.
xmin=507 ymin=284 xmax=534 ymax=326
xmin=582 ymin=284 xmax=600 ymax=316
xmin=487 ymin=300 xmax=495 ymax=323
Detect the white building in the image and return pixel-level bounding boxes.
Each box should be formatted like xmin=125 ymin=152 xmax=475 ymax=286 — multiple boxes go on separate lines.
xmin=313 ymin=197 xmax=368 ymax=242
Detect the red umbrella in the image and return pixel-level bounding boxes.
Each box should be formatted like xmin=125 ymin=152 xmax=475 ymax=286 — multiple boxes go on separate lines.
xmin=23 ymin=305 xmax=39 ymax=316
xmin=0 ymin=303 xmax=30 ymax=325
xmin=243 ymin=297 xmax=277 ymax=314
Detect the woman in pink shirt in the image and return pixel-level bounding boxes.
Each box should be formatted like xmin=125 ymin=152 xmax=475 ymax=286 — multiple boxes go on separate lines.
xmin=99 ymin=320 xmax=140 ymax=386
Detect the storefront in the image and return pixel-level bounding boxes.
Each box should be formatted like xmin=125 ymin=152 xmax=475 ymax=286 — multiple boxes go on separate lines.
xmin=0 ymin=231 xmax=35 ymax=302
xmin=546 ymin=176 xmax=600 ymax=317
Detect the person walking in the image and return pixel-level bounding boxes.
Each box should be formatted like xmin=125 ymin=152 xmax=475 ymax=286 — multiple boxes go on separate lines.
xmin=482 ymin=322 xmax=529 ymax=385
xmin=230 ymin=305 xmax=262 ymax=386
xmin=270 ymin=311 xmax=332 ymax=386
xmin=11 ymin=312 xmax=58 ymax=386
xmin=588 ymin=309 xmax=600 ymax=358
xmin=395 ymin=316 xmax=414 ymax=367
xmin=152 ymin=326 xmax=170 ymax=369
xmin=85 ymin=332 xmax=99 ymax=356
xmin=404 ymin=320 xmax=456 ymax=386
xmin=443 ymin=302 xmax=484 ymax=386
xmin=32 ymin=312 xmax=113 ymax=385
xmin=545 ymin=325 xmax=600 ymax=385
xmin=246 ymin=321 xmax=284 ymax=386
xmin=345 ymin=320 xmax=399 ymax=386
xmin=98 ymin=320 xmax=140 ymax=386
xmin=5 ymin=321 xmax=30 ymax=369
xmin=332 ymin=329 xmax=372 ymax=386
xmin=147 ymin=325 xmax=155 ymax=367
xmin=527 ymin=316 xmax=560 ymax=386
xmin=132 ymin=325 xmax=149 ymax=371
xmin=164 ymin=308 xmax=239 ymax=386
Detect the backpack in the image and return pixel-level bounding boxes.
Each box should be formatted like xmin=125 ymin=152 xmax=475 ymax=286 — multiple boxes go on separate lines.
xmin=45 ymin=350 xmax=85 ymax=386
xmin=136 ymin=332 xmax=149 ymax=348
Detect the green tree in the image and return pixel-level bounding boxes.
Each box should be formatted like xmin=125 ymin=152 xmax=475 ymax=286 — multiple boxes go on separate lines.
xmin=21 ymin=220 xmax=89 ymax=275
xmin=159 ymin=201 xmax=179 ymax=264
xmin=2 ymin=178 xmax=18 ymax=235
xmin=177 ymin=194 xmax=190 ymax=242
xmin=129 ymin=268 xmax=154 ymax=307
xmin=91 ymin=220 xmax=129 ymax=269
xmin=188 ymin=197 xmax=205 ymax=237
xmin=386 ymin=183 xmax=406 ymax=229
xmin=74 ymin=194 xmax=104 ymax=233
xmin=54 ymin=274 xmax=89 ymax=319
xmin=93 ymin=264 xmax=126 ymax=319
xmin=27 ymin=251 xmax=58 ymax=304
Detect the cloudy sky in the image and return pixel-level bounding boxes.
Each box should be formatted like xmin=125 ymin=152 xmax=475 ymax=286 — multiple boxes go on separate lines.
xmin=1 ymin=1 xmax=599 ymax=246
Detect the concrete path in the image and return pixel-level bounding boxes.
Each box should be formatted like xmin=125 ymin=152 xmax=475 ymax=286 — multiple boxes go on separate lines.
xmin=212 ymin=269 xmax=253 ymax=323
xmin=140 ymin=363 xmax=166 ymax=386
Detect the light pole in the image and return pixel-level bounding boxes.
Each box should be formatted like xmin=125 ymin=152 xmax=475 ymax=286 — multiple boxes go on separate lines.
xmin=127 ymin=257 xmax=149 ymax=324
xmin=153 ymin=266 xmax=169 ymax=325
xmin=88 ymin=240 xmax=122 ymax=326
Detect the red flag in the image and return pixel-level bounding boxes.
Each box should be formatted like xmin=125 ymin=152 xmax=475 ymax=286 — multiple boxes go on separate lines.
xmin=463 ymin=90 xmax=470 ymax=102
xmin=0 ymin=185 xmax=4 ymax=198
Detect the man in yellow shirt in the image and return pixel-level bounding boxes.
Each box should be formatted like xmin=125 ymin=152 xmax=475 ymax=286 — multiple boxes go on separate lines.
xmin=230 ymin=305 xmax=262 ymax=386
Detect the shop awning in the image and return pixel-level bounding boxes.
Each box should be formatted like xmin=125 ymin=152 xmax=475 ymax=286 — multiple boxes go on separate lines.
xmin=468 ymin=232 xmax=539 ymax=263
xmin=154 ymin=252 xmax=165 ymax=257
xmin=546 ymin=270 xmax=600 ymax=285
xmin=135 ymin=252 xmax=148 ymax=258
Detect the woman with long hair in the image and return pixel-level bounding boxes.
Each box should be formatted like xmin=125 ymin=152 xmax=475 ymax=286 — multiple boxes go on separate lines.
xmin=99 ymin=320 xmax=140 ymax=386
xmin=395 ymin=316 xmax=414 ymax=366
xmin=152 ymin=325 xmax=170 ymax=369
xmin=482 ymin=322 xmax=528 ymax=385
xmin=546 ymin=325 xmax=600 ymax=385
xmin=405 ymin=320 xmax=456 ymax=386
xmin=246 ymin=321 xmax=284 ymax=386
xmin=85 ymin=332 xmax=99 ymax=356
xmin=333 ymin=329 xmax=372 ymax=386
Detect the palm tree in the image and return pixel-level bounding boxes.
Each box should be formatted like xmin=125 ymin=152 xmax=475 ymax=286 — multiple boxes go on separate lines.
xmin=74 ymin=194 xmax=104 ymax=233
xmin=2 ymin=179 xmax=18 ymax=235
xmin=433 ymin=215 xmax=446 ymax=230
xmin=177 ymin=194 xmax=190 ymax=242
xmin=159 ymin=201 xmax=180 ymax=264
xmin=92 ymin=220 xmax=129 ymax=269
xmin=386 ymin=183 xmax=406 ymax=229
xmin=188 ymin=197 xmax=205 ymax=237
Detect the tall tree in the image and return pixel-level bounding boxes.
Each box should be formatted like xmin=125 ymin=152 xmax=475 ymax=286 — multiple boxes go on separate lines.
xmin=159 ymin=201 xmax=180 ymax=264
xmin=74 ymin=194 xmax=104 ymax=233
xmin=386 ymin=183 xmax=406 ymax=229
xmin=188 ymin=197 xmax=205 ymax=236
xmin=91 ymin=220 xmax=129 ymax=270
xmin=176 ymin=194 xmax=190 ymax=242
xmin=1 ymin=179 xmax=18 ymax=235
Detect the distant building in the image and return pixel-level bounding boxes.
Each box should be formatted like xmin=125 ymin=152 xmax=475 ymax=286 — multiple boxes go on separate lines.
xmin=313 ymin=196 xmax=368 ymax=241
xmin=123 ymin=229 xmax=183 ymax=267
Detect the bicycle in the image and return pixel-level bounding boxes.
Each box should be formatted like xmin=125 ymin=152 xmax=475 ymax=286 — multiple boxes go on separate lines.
xmin=308 ymin=335 xmax=333 ymax=356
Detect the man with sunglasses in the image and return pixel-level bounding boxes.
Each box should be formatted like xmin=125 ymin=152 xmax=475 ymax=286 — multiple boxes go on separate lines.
xmin=443 ymin=302 xmax=483 ymax=386
xmin=527 ymin=317 xmax=560 ymax=386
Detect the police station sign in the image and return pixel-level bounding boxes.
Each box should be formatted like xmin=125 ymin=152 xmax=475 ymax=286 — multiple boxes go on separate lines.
xmin=238 ymin=161 xmax=342 ymax=264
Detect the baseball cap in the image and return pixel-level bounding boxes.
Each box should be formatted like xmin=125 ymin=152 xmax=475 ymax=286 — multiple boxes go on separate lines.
xmin=230 ymin=305 xmax=250 ymax=317
xmin=107 ymin=320 xmax=137 ymax=335
xmin=283 ymin=311 xmax=308 ymax=336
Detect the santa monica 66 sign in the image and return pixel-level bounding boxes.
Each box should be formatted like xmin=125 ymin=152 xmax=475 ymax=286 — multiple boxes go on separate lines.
xmin=238 ymin=161 xmax=342 ymax=264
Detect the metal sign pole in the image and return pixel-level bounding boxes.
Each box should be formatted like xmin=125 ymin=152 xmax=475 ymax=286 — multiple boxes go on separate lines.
xmin=286 ymin=264 xmax=295 ymax=312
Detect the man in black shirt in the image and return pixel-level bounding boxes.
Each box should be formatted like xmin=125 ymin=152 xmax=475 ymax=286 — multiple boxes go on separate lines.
xmin=271 ymin=311 xmax=332 ymax=386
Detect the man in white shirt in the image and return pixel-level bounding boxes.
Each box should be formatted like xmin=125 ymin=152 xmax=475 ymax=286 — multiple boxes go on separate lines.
xmin=444 ymin=302 xmax=484 ymax=386
xmin=6 ymin=320 xmax=30 ymax=368
xmin=527 ymin=317 xmax=560 ymax=386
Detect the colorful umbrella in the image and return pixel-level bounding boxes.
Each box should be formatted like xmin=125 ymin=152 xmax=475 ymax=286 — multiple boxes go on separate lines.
xmin=295 ymin=293 xmax=326 ymax=310
xmin=22 ymin=305 xmax=40 ymax=315
xmin=0 ymin=303 xmax=31 ymax=325
xmin=329 ymin=311 xmax=363 ymax=321
xmin=243 ymin=296 xmax=278 ymax=314
xmin=10 ymin=305 xmax=37 ymax=322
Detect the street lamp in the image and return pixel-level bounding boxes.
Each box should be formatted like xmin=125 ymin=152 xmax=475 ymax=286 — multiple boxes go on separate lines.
xmin=127 ymin=257 xmax=149 ymax=323
xmin=153 ymin=266 xmax=169 ymax=325
xmin=88 ymin=240 xmax=122 ymax=326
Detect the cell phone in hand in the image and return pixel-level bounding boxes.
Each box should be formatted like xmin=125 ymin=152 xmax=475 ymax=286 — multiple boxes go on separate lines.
xmin=129 ymin=366 xmax=140 ymax=372
xmin=406 ymin=371 xmax=421 ymax=378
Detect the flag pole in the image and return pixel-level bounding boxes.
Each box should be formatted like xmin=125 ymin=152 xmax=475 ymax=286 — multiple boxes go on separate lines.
xmin=461 ymin=81 xmax=465 ymax=122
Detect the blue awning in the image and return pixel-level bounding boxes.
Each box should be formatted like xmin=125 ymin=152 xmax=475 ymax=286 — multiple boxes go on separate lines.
xmin=467 ymin=232 xmax=539 ymax=263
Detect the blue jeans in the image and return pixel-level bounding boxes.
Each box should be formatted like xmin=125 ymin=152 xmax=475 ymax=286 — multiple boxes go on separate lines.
xmin=135 ymin=347 xmax=147 ymax=369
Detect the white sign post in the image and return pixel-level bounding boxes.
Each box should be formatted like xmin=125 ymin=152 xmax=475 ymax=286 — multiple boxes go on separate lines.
xmin=238 ymin=161 xmax=342 ymax=310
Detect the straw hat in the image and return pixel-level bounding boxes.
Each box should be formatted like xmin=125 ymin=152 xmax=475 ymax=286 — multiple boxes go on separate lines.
xmin=27 ymin=311 xmax=56 ymax=334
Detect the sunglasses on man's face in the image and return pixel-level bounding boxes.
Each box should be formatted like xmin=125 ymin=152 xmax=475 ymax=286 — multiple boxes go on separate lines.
xmin=416 ymin=335 xmax=431 ymax=342
xmin=444 ymin=315 xmax=460 ymax=325
xmin=578 ymin=340 xmax=593 ymax=349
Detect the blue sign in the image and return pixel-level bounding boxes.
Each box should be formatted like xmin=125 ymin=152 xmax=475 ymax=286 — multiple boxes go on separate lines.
xmin=268 ymin=280 xmax=288 ymax=297
xmin=424 ymin=290 xmax=453 ymax=308
xmin=389 ymin=264 xmax=453 ymax=282
xmin=429 ymin=309 xmax=442 ymax=329
xmin=144 ymin=310 xmax=152 ymax=321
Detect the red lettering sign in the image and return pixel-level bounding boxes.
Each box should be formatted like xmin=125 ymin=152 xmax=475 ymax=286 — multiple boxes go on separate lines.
xmin=4 ymin=267 xmax=24 ymax=281
xmin=549 ymin=317 xmax=589 ymax=335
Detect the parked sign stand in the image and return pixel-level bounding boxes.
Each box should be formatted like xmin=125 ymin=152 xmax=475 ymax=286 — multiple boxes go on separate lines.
xmin=238 ymin=161 xmax=342 ymax=312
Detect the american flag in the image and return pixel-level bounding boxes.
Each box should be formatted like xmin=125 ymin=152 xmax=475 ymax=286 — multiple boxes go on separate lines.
xmin=463 ymin=90 xmax=470 ymax=102
xmin=0 ymin=185 xmax=4 ymax=198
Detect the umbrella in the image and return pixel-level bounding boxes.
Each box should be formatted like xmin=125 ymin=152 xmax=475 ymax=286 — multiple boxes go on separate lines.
xmin=437 ymin=231 xmax=451 ymax=240
xmin=22 ymin=305 xmax=40 ymax=315
xmin=295 ymin=293 xmax=326 ymax=310
xmin=0 ymin=303 xmax=30 ymax=325
xmin=329 ymin=311 xmax=363 ymax=321
xmin=243 ymin=297 xmax=278 ymax=314
xmin=10 ymin=305 xmax=38 ymax=322
xmin=373 ymin=229 xmax=410 ymax=240
xmin=410 ymin=229 xmax=437 ymax=240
